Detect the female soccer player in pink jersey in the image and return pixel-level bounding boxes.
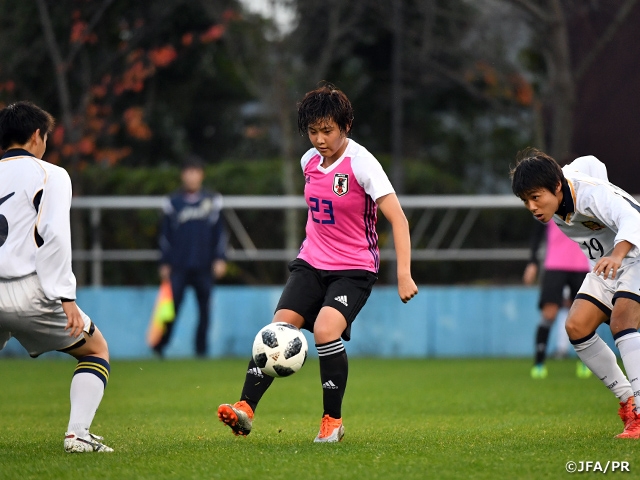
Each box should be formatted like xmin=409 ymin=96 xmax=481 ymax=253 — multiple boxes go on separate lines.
xmin=218 ymin=83 xmax=418 ymax=442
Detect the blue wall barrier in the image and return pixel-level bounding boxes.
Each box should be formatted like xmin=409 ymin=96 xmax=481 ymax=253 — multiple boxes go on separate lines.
xmin=0 ymin=285 xmax=616 ymax=359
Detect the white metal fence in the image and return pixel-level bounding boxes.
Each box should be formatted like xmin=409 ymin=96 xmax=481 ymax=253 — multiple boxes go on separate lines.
xmin=72 ymin=194 xmax=533 ymax=286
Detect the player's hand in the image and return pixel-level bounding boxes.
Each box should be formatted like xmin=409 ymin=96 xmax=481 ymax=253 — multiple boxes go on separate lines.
xmin=159 ymin=264 xmax=171 ymax=281
xmin=594 ymin=256 xmax=622 ymax=280
xmin=61 ymin=301 xmax=85 ymax=337
xmin=398 ymin=274 xmax=418 ymax=303
xmin=523 ymin=263 xmax=538 ymax=285
xmin=212 ymin=259 xmax=227 ymax=279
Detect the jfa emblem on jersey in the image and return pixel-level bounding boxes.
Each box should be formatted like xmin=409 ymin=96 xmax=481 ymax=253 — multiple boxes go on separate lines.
xmin=333 ymin=174 xmax=349 ymax=196
xmin=582 ymin=221 xmax=606 ymax=231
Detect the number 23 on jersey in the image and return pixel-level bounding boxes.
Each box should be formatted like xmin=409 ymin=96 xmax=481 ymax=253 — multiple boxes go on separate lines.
xmin=309 ymin=197 xmax=335 ymax=225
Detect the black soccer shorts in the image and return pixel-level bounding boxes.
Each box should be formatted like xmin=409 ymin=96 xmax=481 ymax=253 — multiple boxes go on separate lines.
xmin=538 ymin=269 xmax=587 ymax=309
xmin=275 ymin=259 xmax=377 ymax=341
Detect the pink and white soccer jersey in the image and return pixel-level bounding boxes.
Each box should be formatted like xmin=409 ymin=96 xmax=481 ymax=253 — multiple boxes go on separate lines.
xmin=297 ymin=139 xmax=394 ymax=273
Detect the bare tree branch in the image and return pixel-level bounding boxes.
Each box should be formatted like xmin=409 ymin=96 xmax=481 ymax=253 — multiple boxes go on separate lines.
xmin=65 ymin=0 xmax=116 ymax=66
xmin=35 ymin=0 xmax=75 ymax=137
xmin=310 ymin=0 xmax=368 ymax=81
xmin=508 ymin=0 xmax=552 ymax=22
xmin=423 ymin=59 xmax=510 ymax=111
xmin=416 ymin=2 xmax=436 ymax=64
xmin=575 ymin=0 xmax=639 ymax=81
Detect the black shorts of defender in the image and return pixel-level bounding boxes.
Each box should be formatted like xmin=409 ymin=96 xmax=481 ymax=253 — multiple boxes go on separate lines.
xmin=538 ymin=269 xmax=586 ymax=309
xmin=275 ymin=258 xmax=377 ymax=341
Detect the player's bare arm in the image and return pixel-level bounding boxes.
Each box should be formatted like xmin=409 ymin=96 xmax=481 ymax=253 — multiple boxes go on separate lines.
xmin=61 ymin=301 xmax=85 ymax=337
xmin=377 ymin=193 xmax=418 ymax=303
xmin=523 ymin=262 xmax=538 ymax=285
xmin=594 ymin=240 xmax=633 ymax=280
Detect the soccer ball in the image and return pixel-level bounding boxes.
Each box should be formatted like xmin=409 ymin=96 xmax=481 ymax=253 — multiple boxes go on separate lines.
xmin=252 ymin=322 xmax=308 ymax=377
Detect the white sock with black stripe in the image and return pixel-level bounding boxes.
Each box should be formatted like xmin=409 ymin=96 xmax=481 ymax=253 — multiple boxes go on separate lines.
xmin=67 ymin=356 xmax=110 ymax=437
xmin=615 ymin=330 xmax=640 ymax=411
xmin=573 ymin=333 xmax=632 ymax=402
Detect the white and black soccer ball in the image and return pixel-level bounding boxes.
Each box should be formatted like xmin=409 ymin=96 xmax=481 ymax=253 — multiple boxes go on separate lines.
xmin=252 ymin=322 xmax=308 ymax=377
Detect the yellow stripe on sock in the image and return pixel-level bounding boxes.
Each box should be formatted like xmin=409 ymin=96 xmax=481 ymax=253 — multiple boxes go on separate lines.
xmin=75 ymin=362 xmax=110 ymax=381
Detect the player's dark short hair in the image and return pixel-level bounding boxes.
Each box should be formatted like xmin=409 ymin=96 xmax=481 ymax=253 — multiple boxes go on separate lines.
xmin=181 ymin=154 xmax=205 ymax=171
xmin=297 ymin=82 xmax=354 ymax=136
xmin=510 ymin=147 xmax=564 ymax=199
xmin=0 ymin=101 xmax=55 ymax=150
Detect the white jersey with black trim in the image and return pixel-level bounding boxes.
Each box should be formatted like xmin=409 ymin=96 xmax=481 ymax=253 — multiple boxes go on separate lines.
xmin=554 ymin=156 xmax=640 ymax=269
xmin=0 ymin=150 xmax=76 ymax=300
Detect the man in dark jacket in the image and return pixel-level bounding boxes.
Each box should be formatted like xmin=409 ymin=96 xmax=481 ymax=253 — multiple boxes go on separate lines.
xmin=155 ymin=155 xmax=227 ymax=357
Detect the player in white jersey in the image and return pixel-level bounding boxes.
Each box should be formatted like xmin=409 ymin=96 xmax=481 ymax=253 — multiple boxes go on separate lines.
xmin=218 ymin=83 xmax=418 ymax=442
xmin=0 ymin=102 xmax=113 ymax=452
xmin=511 ymin=147 xmax=640 ymax=438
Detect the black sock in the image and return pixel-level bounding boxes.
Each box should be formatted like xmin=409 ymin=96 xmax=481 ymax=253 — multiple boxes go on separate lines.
xmin=534 ymin=323 xmax=551 ymax=365
xmin=240 ymin=358 xmax=274 ymax=412
xmin=317 ymin=339 xmax=348 ymax=419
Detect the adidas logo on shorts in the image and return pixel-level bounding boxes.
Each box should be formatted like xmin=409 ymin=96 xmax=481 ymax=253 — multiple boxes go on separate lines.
xmin=334 ymin=295 xmax=348 ymax=307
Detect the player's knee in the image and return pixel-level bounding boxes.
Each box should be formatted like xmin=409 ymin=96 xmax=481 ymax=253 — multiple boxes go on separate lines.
xmin=609 ymin=315 xmax=636 ymax=336
xmin=88 ymin=330 xmax=109 ymax=358
xmin=564 ymin=316 xmax=583 ymax=340
xmin=273 ymin=310 xmax=304 ymax=329
xmin=541 ymin=303 xmax=559 ymax=321
xmin=610 ymin=299 xmax=640 ymax=335
xmin=313 ymin=322 xmax=343 ymax=344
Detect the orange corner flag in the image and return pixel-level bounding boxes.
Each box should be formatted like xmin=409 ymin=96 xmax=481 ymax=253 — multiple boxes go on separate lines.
xmin=146 ymin=280 xmax=175 ymax=347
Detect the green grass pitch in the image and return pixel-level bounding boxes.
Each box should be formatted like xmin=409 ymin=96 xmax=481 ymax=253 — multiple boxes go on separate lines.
xmin=0 ymin=357 xmax=637 ymax=479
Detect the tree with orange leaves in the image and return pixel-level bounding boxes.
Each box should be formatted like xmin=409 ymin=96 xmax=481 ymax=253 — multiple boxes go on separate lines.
xmin=0 ymin=0 xmax=241 ymax=173
xmin=0 ymin=0 xmax=244 ymax=284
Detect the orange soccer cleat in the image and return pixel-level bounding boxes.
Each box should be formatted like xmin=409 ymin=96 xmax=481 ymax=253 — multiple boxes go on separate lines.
xmin=313 ymin=414 xmax=344 ymax=443
xmin=616 ymin=397 xmax=640 ymax=438
xmin=217 ymin=400 xmax=254 ymax=436
xmin=618 ymin=396 xmax=637 ymax=430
